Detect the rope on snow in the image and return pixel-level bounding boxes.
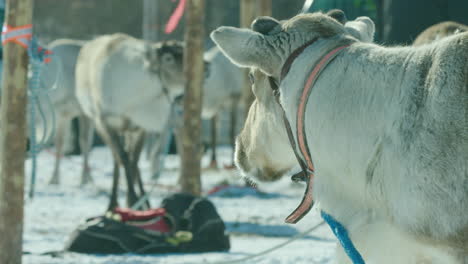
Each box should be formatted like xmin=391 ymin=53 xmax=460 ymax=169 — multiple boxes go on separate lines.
xmin=188 ymin=220 xmax=327 ymax=264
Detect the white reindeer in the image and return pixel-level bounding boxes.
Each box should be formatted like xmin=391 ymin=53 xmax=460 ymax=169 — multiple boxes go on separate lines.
xmin=75 ymin=33 xmax=184 ymax=210
xmin=151 ymin=45 xmax=242 ymax=172
xmin=212 ymin=11 xmax=468 ymax=264
xmin=202 ymin=46 xmax=242 ymax=168
xmin=413 ymin=21 xmax=468 ymax=46
xmin=35 ymin=39 xmax=93 ymax=186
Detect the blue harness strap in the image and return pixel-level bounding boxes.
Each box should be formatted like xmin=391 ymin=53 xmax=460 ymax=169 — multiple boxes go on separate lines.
xmin=26 ymin=36 xmax=54 ymax=199
xmin=321 ymin=211 xmax=365 ymax=264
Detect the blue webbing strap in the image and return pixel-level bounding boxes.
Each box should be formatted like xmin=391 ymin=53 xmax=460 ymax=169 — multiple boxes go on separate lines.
xmin=27 ymin=36 xmax=54 ymax=199
xmin=321 ymin=211 xmax=365 ymax=264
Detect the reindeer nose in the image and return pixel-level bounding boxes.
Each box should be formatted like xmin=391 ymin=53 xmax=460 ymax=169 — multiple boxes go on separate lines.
xmin=251 ymin=16 xmax=280 ymax=35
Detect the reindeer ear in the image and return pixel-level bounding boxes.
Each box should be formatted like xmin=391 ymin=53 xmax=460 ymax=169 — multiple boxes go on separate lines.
xmin=327 ymin=9 xmax=347 ymax=25
xmin=251 ymin=16 xmax=281 ymax=35
xmin=210 ymin=26 xmax=278 ymax=75
xmin=345 ymin=16 xmax=375 ymax=42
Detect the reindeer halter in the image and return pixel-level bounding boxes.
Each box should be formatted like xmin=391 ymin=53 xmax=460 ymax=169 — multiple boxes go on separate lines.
xmin=269 ymin=37 xmax=355 ymax=224
xmin=268 ymin=35 xmax=365 ymax=264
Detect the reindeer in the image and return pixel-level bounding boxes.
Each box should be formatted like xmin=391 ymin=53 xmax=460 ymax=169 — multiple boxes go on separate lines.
xmin=34 ymin=39 xmax=93 ymax=186
xmin=75 ymin=33 xmax=184 ymax=210
xmin=202 ymin=46 xmax=242 ymax=168
xmin=211 ymin=10 xmax=468 ymax=264
xmin=413 ymin=21 xmax=468 ymax=46
xmin=153 ymin=45 xmax=242 ymax=171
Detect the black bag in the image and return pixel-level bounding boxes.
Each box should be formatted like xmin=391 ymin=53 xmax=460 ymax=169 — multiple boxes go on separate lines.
xmin=65 ymin=193 xmax=230 ymax=254
xmin=162 ymin=193 xmax=231 ymax=253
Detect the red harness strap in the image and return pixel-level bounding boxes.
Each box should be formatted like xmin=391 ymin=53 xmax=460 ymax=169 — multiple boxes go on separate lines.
xmin=282 ymin=41 xmax=354 ymax=224
xmin=2 ymin=24 xmax=53 ymax=63
xmin=2 ymin=24 xmax=33 ymax=48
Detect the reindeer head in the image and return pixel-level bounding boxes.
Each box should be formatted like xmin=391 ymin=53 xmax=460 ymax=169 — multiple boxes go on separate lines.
xmin=211 ymin=10 xmax=374 ymax=78
xmin=211 ymin=11 xmax=375 ymax=181
xmin=146 ymin=40 xmax=185 ymax=97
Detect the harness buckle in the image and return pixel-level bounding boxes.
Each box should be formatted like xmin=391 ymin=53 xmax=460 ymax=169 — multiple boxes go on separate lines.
xmin=291 ymin=171 xmax=307 ymax=182
xmin=291 ymin=168 xmax=314 ymax=183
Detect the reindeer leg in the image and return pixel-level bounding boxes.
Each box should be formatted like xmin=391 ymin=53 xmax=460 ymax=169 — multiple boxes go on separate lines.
xmin=95 ymin=120 xmax=138 ymax=210
xmin=94 ymin=121 xmax=122 ymax=211
xmin=62 ymin=118 xmax=78 ymax=156
xmin=108 ymin=160 xmax=120 ymax=211
xmin=149 ymin=132 xmax=163 ymax=180
xmin=209 ymin=114 xmax=218 ymax=169
xmin=128 ymin=130 xmax=149 ymax=209
xmin=49 ymin=117 xmax=67 ymax=185
xmin=115 ymin=135 xmax=139 ymax=208
xmin=151 ymin=115 xmax=173 ymax=179
xmin=144 ymin=133 xmax=157 ymax=161
xmin=79 ymin=115 xmax=94 ymax=186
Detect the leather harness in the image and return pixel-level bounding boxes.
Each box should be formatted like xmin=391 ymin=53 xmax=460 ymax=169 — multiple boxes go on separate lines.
xmin=268 ymin=38 xmax=355 ymax=224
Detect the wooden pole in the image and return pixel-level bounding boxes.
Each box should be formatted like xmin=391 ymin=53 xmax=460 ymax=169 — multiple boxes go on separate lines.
xmin=240 ymin=0 xmax=257 ymax=32
xmin=375 ymin=0 xmax=384 ymax=42
xmin=240 ymin=0 xmax=257 ymax=119
xmin=180 ymin=0 xmax=205 ymax=196
xmin=0 ymin=0 xmax=32 ymax=263
xmin=257 ymin=0 xmax=272 ymax=16
xmin=142 ymin=0 xmax=159 ymax=41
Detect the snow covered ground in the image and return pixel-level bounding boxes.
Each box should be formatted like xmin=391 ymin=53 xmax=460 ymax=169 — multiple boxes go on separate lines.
xmin=23 ymin=146 xmax=337 ymax=264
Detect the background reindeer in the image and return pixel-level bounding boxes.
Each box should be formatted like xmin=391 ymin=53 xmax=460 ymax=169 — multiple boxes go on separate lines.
xmin=413 ymin=21 xmax=468 ymax=46
xmin=75 ymin=34 xmax=184 ymax=210
xmin=149 ymin=45 xmax=242 ymax=174
xmin=32 ymin=39 xmax=93 ymax=186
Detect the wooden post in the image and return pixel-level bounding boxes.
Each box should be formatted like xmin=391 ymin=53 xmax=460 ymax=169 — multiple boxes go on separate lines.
xmin=240 ymin=0 xmax=257 ymax=119
xmin=375 ymin=0 xmax=384 ymax=42
xmin=257 ymin=0 xmax=272 ymax=16
xmin=142 ymin=0 xmax=159 ymax=41
xmin=180 ymin=0 xmax=204 ymax=196
xmin=0 ymin=0 xmax=32 ymax=263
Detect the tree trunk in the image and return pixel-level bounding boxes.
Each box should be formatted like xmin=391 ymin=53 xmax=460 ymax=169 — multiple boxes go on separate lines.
xmin=0 ymin=0 xmax=32 ymax=263
xmin=257 ymin=0 xmax=272 ymax=16
xmin=180 ymin=0 xmax=205 ymax=196
xmin=142 ymin=0 xmax=159 ymax=41
xmin=240 ymin=0 xmax=257 ymax=119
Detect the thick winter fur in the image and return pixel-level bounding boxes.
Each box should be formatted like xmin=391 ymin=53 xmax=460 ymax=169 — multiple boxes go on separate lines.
xmin=413 ymin=21 xmax=468 ymax=46
xmin=76 ymin=33 xmax=184 ymax=209
xmin=212 ymin=12 xmax=468 ymax=263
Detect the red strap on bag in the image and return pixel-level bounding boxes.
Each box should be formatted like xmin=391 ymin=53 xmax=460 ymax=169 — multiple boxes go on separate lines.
xmin=113 ymin=207 xmax=167 ymax=222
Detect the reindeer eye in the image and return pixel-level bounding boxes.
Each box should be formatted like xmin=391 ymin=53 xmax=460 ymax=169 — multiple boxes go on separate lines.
xmin=248 ymin=72 xmax=255 ymax=84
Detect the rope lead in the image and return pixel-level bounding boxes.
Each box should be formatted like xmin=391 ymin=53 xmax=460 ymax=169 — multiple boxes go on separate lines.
xmin=321 ymin=211 xmax=365 ymax=264
xmin=3 ymin=23 xmax=55 ymax=199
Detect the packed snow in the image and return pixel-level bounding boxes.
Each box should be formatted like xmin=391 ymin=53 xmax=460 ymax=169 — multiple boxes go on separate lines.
xmin=23 ymin=146 xmax=337 ymax=263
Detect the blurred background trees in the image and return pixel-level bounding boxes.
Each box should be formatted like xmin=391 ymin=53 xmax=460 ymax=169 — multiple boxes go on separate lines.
xmin=32 ymin=0 xmax=304 ymax=45
xmin=16 ymin=0 xmax=467 ymax=150
xmin=0 ymin=0 xmax=463 ymax=49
